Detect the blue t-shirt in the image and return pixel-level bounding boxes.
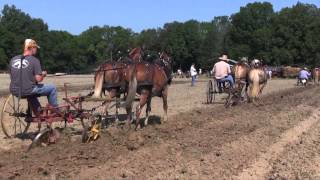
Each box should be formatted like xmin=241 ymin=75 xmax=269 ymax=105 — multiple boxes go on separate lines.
xmin=299 ymin=70 xmax=310 ymax=79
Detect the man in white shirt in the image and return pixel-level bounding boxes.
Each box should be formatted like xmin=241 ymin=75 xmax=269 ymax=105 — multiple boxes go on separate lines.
xmin=212 ymin=54 xmax=234 ymax=90
xmin=190 ymin=63 xmax=197 ymax=86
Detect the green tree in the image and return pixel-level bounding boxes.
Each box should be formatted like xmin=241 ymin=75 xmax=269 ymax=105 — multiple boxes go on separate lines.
xmin=226 ymin=2 xmax=274 ymax=61
xmin=271 ymin=3 xmax=320 ymax=65
xmin=159 ymin=22 xmax=189 ymax=70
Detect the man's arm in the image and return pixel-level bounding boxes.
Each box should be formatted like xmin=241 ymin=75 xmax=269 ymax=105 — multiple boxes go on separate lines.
xmin=33 ymin=58 xmax=45 ymax=82
xmin=227 ymin=64 xmax=231 ymax=74
xmin=35 ymin=71 xmax=46 ymax=82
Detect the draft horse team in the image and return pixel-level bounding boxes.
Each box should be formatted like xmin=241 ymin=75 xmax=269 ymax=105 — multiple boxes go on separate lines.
xmin=93 ymin=47 xmax=172 ymax=130
xmin=210 ymin=55 xmax=268 ymax=105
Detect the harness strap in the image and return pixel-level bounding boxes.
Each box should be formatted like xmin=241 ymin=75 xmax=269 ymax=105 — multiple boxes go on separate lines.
xmin=96 ymin=66 xmax=126 ymax=72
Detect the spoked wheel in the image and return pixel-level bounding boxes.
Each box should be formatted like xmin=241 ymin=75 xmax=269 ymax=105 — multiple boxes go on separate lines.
xmin=212 ymin=79 xmax=218 ymax=103
xmin=81 ymin=115 xmax=102 ymax=143
xmin=206 ymin=80 xmax=213 ymax=104
xmin=1 ymin=95 xmax=31 ymax=138
xmin=27 ymin=127 xmax=60 ymax=151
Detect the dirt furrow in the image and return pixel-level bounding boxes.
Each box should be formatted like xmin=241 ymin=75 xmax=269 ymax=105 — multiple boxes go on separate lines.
xmin=266 ymin=111 xmax=320 ymax=180
xmin=235 ymin=105 xmax=320 ymax=179
xmin=0 ymin=86 xmax=318 ymax=179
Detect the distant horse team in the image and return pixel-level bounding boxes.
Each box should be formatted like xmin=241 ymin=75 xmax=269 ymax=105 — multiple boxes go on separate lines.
xmin=232 ymin=58 xmax=268 ymax=103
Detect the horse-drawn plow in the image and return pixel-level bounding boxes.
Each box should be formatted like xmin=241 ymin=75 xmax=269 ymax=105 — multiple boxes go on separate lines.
xmin=0 ymin=48 xmax=172 ymax=151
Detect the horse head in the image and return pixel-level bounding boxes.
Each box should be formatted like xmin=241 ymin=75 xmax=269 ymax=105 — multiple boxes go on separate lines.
xmin=159 ymin=52 xmax=171 ymax=66
xmin=251 ymin=59 xmax=262 ymax=69
xmin=158 ymin=52 xmax=173 ymax=84
xmin=238 ymin=57 xmax=249 ymax=66
xmin=129 ymin=47 xmax=143 ymax=63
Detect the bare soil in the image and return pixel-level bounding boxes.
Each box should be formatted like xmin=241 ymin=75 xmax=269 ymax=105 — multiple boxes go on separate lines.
xmin=1 ymin=77 xmax=319 ymax=179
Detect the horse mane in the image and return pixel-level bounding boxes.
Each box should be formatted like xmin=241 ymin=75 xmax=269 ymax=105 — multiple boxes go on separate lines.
xmin=118 ymin=57 xmax=133 ymax=64
xmin=237 ymin=60 xmax=249 ymax=67
xmin=154 ymin=52 xmax=173 ymax=85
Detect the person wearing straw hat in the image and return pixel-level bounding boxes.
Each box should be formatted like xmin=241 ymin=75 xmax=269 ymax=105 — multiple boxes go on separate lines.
xmin=212 ymin=54 xmax=234 ymax=91
xmin=9 ymin=39 xmax=59 ymax=114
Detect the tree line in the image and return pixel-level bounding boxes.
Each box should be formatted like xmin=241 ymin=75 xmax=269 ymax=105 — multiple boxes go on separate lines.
xmin=0 ymin=2 xmax=319 ymax=73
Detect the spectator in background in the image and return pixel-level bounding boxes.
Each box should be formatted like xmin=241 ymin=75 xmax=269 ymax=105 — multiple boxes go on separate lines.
xmin=190 ymin=63 xmax=197 ymax=86
xmin=268 ymin=69 xmax=272 ymax=79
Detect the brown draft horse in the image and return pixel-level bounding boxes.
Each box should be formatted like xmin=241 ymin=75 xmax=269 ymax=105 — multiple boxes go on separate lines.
xmin=93 ymin=54 xmax=137 ymax=123
xmin=126 ymin=50 xmax=172 ymax=129
xmin=313 ymin=68 xmax=320 ymax=85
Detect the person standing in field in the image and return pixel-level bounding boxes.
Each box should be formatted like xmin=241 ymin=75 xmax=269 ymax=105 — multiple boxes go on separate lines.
xmin=190 ymin=63 xmax=197 ymax=86
xmin=268 ymin=69 xmax=272 ymax=79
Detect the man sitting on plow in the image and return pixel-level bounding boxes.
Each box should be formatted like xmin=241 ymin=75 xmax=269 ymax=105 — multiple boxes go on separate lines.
xmin=212 ymin=54 xmax=235 ymax=92
xmin=9 ymin=39 xmax=59 ymax=117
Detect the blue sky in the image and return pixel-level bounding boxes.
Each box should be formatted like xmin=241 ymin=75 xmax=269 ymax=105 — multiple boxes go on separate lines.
xmin=0 ymin=0 xmax=319 ymax=35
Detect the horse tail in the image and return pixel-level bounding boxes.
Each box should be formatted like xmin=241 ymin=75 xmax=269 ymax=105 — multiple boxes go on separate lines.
xmin=93 ymin=70 xmax=104 ymax=98
xmin=119 ymin=65 xmax=137 ymax=109
xmin=248 ymin=70 xmax=260 ymax=98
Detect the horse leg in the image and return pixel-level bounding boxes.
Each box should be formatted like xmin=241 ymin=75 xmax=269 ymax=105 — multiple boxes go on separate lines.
xmin=252 ymin=83 xmax=266 ymax=106
xmin=258 ymin=83 xmax=266 ymax=98
xmin=115 ymin=96 xmax=120 ymax=123
xmin=247 ymin=84 xmax=253 ymax=103
xmin=125 ymin=105 xmax=133 ymax=129
xmin=104 ymin=90 xmax=117 ymax=122
xmin=144 ymin=96 xmax=152 ymax=126
xmin=162 ymin=86 xmax=169 ymax=122
xmin=135 ymin=89 xmax=150 ymax=130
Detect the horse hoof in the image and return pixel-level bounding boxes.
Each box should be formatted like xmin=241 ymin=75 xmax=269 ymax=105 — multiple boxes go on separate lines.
xmin=124 ymin=124 xmax=131 ymax=132
xmin=144 ymin=118 xmax=149 ymax=126
xmin=161 ymin=116 xmax=168 ymax=123
xmin=135 ymin=124 xmax=142 ymax=131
